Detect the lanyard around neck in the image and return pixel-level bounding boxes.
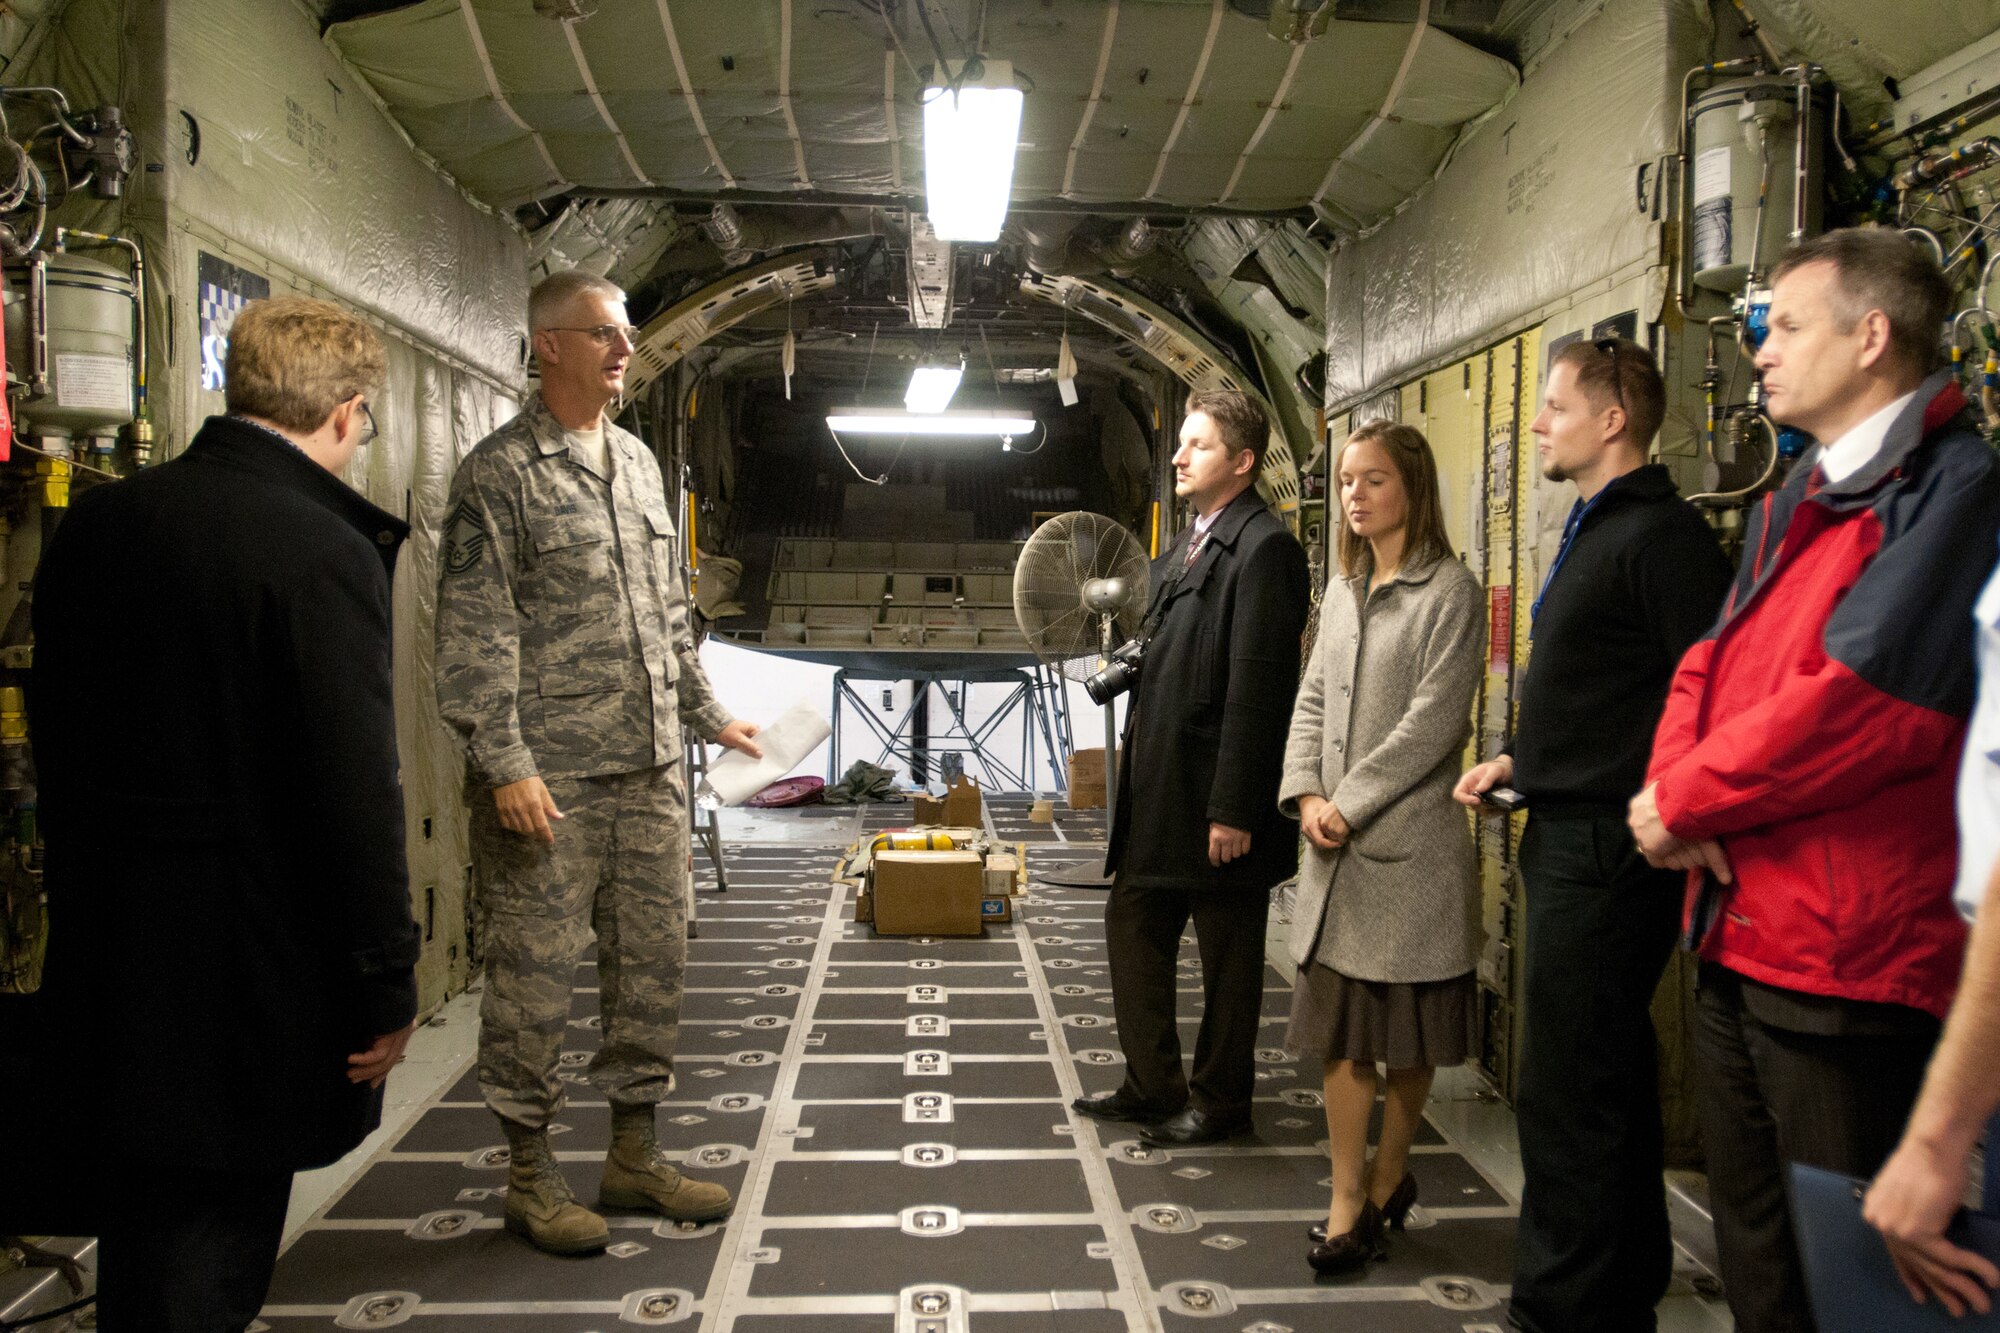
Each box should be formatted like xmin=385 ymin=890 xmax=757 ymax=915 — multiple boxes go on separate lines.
xmin=1529 ymin=492 xmax=1604 ymax=632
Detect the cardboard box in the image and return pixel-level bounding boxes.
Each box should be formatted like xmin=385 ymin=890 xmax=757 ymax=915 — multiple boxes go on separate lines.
xmin=984 ymin=853 xmax=1020 ymax=898
xmin=855 ymin=886 xmax=873 ymax=924
xmin=1068 ymin=748 xmax=1106 ymax=784
xmin=871 ymin=850 xmax=986 ymax=936
xmin=943 ymin=775 xmax=982 ymax=825
xmin=1067 ymin=749 xmax=1107 ymax=809
xmin=911 ymin=775 xmax=985 ymax=827
xmin=979 ymin=896 xmax=1012 ymax=924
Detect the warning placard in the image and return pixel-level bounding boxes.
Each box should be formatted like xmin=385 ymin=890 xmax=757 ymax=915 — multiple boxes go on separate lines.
xmin=53 ymin=352 xmax=131 ymax=412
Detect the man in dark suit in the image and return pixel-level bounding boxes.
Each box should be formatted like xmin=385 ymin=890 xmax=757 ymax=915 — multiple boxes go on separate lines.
xmin=21 ymin=297 xmax=421 ymax=1330
xmin=1074 ymin=388 xmax=1310 ymax=1146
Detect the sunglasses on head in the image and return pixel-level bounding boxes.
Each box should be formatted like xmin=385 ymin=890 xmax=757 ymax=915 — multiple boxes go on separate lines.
xmin=1592 ymin=337 xmax=1627 ymax=419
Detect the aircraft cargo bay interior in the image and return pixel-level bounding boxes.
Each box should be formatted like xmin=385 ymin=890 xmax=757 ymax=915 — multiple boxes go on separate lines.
xmin=3 ymin=0 xmax=2000 ymax=1330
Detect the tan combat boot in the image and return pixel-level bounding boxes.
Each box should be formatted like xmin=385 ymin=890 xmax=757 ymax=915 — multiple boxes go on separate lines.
xmin=502 ymin=1123 xmax=611 ymax=1255
xmin=600 ymin=1104 xmax=734 ymax=1222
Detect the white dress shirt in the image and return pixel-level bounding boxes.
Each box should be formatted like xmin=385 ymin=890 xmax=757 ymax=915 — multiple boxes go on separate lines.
xmin=1816 ymin=389 xmax=1917 ymax=483
xmin=1182 ymin=504 xmax=1224 ymax=566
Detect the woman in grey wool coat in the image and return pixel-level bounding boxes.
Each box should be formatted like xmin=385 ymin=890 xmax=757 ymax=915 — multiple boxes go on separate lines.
xmin=1279 ymin=420 xmax=1484 ymax=1275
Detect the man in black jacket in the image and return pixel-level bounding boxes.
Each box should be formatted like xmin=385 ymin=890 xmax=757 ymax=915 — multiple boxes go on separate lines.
xmin=1456 ymin=337 xmax=1731 ymax=1333
xmin=23 ymin=297 xmax=421 ymax=1330
xmin=1075 ymin=388 xmax=1310 ymax=1147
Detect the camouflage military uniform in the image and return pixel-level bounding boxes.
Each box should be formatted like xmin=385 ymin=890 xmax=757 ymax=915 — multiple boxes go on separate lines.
xmin=435 ymin=395 xmax=732 ymax=1129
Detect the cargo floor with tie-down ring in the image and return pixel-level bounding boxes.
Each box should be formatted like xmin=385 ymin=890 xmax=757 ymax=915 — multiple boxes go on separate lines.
xmin=252 ymin=806 xmax=1731 ymax=1332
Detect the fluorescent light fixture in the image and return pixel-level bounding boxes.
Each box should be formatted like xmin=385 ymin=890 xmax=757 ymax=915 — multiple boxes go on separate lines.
xmin=827 ymin=407 xmax=1036 ymax=436
xmin=923 ymin=61 xmax=1023 ymax=243
xmin=904 ymin=363 xmax=964 ymax=414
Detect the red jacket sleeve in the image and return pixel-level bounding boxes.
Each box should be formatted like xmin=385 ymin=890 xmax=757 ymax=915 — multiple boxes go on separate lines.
xmin=1652 ymin=657 xmax=1960 ymax=839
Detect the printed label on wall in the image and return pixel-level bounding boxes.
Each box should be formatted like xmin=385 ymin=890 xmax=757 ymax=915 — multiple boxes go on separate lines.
xmin=1694 ymin=145 xmax=1733 ymax=204
xmin=1488 ymin=585 xmax=1513 ymax=672
xmin=53 ymin=352 xmax=132 ymax=411
xmin=198 ymin=252 xmax=271 ymax=392
xmin=1488 ymin=423 xmax=1514 ymax=513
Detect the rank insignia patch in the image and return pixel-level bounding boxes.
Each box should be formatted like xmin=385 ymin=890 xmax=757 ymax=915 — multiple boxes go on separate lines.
xmin=441 ymin=499 xmax=488 ymax=576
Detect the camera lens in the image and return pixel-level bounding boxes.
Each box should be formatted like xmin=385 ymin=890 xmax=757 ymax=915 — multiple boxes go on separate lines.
xmin=1084 ymin=658 xmax=1137 ymax=706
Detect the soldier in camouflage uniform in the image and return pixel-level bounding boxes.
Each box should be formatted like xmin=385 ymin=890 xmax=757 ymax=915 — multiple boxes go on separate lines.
xmin=435 ymin=271 xmax=763 ymax=1255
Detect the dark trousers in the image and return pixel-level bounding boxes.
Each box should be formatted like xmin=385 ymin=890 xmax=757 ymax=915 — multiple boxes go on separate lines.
xmin=1104 ymin=874 xmax=1270 ymax=1115
xmin=97 ymin=1164 xmax=293 ymax=1332
xmin=1693 ymin=966 xmax=1939 ymax=1333
xmin=1509 ymin=814 xmax=1683 ymax=1333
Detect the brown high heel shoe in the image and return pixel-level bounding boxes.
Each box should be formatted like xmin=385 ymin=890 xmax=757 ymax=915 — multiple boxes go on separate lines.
xmin=1306 ymin=1199 xmax=1385 ymax=1275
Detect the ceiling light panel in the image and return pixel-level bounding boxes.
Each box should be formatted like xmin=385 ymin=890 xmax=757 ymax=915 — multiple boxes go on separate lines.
xmin=904 ymin=364 xmax=964 ymax=413
xmin=923 ymin=63 xmax=1023 ymax=243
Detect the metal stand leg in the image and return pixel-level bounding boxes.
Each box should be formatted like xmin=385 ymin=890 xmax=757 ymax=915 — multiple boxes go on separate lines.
xmin=1035 ymin=636 xmax=1117 ymax=890
xmin=838 ymin=670 xmax=1068 ymax=794
xmin=830 ymin=670 xmax=845 ymax=782
xmin=685 ymin=730 xmax=727 ymax=896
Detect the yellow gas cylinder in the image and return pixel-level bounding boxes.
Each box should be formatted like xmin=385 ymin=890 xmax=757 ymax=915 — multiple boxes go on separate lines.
xmin=0 ymin=687 xmax=24 ymax=745
xmin=869 ymin=830 xmax=957 ymax=854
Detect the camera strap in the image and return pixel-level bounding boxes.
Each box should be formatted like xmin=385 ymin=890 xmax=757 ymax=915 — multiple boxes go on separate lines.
xmin=1138 ymin=526 xmax=1212 ymax=639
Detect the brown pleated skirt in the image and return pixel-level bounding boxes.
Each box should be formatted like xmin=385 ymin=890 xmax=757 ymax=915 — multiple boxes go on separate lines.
xmin=1285 ymin=963 xmax=1477 ymax=1069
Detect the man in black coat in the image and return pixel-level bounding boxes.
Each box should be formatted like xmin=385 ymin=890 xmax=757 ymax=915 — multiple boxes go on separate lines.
xmin=18 ymin=297 xmax=421 ymax=1330
xmin=1075 ymin=388 xmax=1310 ymax=1146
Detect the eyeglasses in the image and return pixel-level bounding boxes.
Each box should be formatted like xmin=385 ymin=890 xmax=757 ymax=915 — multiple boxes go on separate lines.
xmin=545 ymin=323 xmax=640 ymax=347
xmin=1593 ymin=337 xmax=1628 ymax=421
xmin=357 ymin=400 xmax=377 ymax=447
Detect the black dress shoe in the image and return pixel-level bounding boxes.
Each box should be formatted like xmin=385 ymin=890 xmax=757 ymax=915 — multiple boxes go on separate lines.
xmin=1138 ymin=1105 xmax=1252 ymax=1147
xmin=1308 ymin=1172 xmax=1417 ymax=1240
xmin=1071 ymin=1089 xmax=1175 ymax=1123
xmin=1307 ymin=1200 xmax=1386 ymax=1275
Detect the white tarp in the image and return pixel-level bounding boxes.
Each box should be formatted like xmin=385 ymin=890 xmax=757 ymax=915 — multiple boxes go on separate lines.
xmin=164 ymin=0 xmax=527 ymax=385
xmin=326 ymin=1 xmax=1518 ymax=227
xmin=1325 ymin=0 xmax=1709 ymax=412
xmin=1744 ymin=0 xmax=2000 ymax=120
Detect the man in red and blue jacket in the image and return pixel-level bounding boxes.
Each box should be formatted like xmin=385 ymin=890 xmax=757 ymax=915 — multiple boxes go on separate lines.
xmin=1630 ymin=227 xmax=2000 ymax=1333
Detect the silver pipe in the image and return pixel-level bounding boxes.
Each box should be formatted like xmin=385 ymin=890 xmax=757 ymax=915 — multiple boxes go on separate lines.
xmin=0 ymin=87 xmax=85 ymax=147
xmin=1726 ymin=0 xmax=1786 ymax=71
xmin=1788 ymin=64 xmax=1816 ymax=244
xmin=1904 ymin=226 xmax=1947 ymax=268
xmin=1 ymin=86 xmax=72 ymax=114
xmin=1687 ymin=413 xmax=1782 ymax=506
xmin=1980 ymin=249 xmax=2000 ymax=319
xmin=1701 ymin=315 xmax=1738 ymax=465
xmin=1830 ymin=87 xmax=1857 ymax=173
xmin=25 ymin=250 xmax=46 ymax=395
xmin=0 ymin=158 xmax=46 ymax=258
xmin=1744 ymin=124 xmax=1774 ymax=289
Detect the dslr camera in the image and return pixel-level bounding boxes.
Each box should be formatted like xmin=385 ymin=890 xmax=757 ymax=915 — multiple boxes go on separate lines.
xmin=1084 ymin=638 xmax=1147 ymax=705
